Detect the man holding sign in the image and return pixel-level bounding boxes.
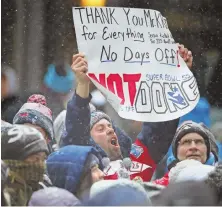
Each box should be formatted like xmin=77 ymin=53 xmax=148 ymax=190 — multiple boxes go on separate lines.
xmin=60 ymin=43 xmax=193 ymax=182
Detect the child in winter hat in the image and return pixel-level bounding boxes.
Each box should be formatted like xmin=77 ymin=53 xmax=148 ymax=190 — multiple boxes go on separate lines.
xmin=13 ymin=94 xmax=56 ymax=152
xmin=1 ymin=125 xmax=49 ymax=206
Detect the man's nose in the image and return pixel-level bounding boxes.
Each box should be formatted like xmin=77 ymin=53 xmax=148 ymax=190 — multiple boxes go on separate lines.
xmin=189 ymin=140 xmax=198 ymax=149
xmin=106 ymin=128 xmax=114 ymax=135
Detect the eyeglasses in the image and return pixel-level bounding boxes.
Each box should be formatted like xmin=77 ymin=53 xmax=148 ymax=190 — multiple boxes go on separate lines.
xmin=178 ymin=139 xmax=205 ymax=147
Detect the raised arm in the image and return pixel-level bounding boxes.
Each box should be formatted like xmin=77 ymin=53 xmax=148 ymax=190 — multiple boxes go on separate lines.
xmin=60 ymin=54 xmax=92 ymax=147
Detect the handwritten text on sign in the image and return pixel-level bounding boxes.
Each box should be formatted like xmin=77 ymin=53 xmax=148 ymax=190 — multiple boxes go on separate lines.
xmin=73 ymin=7 xmax=200 ymax=122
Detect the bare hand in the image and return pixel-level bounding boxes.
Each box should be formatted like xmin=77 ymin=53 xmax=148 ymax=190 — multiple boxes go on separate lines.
xmin=178 ymin=44 xmax=193 ymax=69
xmin=71 ymin=53 xmax=90 ymax=85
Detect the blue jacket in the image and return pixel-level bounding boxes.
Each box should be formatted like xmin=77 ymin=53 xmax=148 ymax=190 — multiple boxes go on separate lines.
xmin=46 ymin=145 xmax=102 ymax=194
xmin=60 ymin=93 xmax=179 ymax=166
xmin=179 ymin=97 xmax=211 ymax=127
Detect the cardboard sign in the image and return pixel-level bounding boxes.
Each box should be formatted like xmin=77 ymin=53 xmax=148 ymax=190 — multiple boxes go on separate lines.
xmin=73 ymin=7 xmax=200 ymax=122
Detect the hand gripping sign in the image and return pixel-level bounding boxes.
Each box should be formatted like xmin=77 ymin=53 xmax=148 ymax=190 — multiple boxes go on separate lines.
xmin=72 ymin=7 xmax=200 ymax=122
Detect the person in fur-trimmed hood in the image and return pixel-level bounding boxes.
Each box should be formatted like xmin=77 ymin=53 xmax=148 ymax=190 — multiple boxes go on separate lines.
xmin=1 ymin=125 xmax=49 ymax=206
xmin=154 ymin=121 xmax=219 ymax=186
xmin=60 ymin=44 xmax=193 ymax=182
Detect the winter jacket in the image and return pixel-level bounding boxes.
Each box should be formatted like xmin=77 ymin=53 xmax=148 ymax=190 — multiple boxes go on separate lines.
xmin=218 ymin=141 xmax=222 ymax=161
xmin=46 ymin=145 xmax=103 ymax=195
xmin=60 ymin=92 xmax=179 ymax=182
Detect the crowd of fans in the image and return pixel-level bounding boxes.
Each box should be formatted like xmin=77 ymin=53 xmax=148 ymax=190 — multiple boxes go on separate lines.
xmin=1 ymin=43 xmax=222 ymax=206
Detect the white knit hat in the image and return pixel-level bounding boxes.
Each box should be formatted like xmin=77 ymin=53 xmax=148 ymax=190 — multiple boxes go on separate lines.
xmin=169 ymin=159 xmax=215 ymax=183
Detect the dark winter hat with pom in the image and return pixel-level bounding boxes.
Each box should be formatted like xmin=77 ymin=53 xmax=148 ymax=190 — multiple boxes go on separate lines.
xmin=13 ymin=94 xmax=54 ymax=143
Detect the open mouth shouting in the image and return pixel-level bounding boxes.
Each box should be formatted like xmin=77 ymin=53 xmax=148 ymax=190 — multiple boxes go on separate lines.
xmin=110 ymin=136 xmax=119 ymax=147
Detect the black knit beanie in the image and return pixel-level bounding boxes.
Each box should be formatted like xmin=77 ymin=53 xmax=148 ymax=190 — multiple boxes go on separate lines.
xmin=1 ymin=125 xmax=49 ymax=160
xmin=172 ymin=121 xmax=211 ymax=159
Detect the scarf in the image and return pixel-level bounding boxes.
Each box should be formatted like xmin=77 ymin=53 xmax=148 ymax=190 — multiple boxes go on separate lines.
xmin=4 ymin=160 xmax=45 ymax=189
xmin=3 ymin=160 xmax=45 ymax=206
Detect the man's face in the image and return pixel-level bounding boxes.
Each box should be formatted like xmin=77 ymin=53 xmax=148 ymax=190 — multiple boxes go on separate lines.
xmin=177 ymin=133 xmax=208 ymax=163
xmin=90 ymin=119 xmax=122 ymax=161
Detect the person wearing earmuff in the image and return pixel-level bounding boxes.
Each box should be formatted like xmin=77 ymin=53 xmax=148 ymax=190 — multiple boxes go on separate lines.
xmin=153 ymin=121 xmax=219 ymax=186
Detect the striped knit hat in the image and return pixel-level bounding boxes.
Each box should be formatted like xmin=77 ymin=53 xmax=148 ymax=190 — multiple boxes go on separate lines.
xmin=13 ymin=94 xmax=54 ymax=143
xmin=90 ymin=111 xmax=112 ymax=130
xmin=172 ymin=121 xmax=211 ymax=160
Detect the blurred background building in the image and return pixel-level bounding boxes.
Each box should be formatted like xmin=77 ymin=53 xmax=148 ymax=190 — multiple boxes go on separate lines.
xmin=2 ymin=0 xmax=222 ymax=126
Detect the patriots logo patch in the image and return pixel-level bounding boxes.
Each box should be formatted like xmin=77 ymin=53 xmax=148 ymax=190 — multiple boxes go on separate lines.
xmin=131 ymin=144 xmax=144 ymax=158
